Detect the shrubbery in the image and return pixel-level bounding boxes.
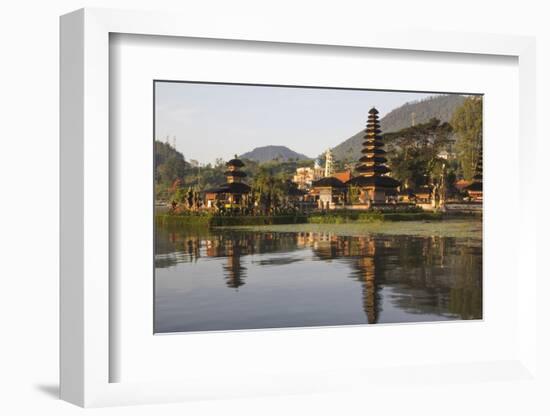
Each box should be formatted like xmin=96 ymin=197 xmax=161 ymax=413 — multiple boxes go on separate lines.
xmin=156 ymin=212 xmax=308 ymax=227
xmin=156 ymin=208 xmax=447 ymax=228
xmin=155 ymin=212 xmax=212 ymax=227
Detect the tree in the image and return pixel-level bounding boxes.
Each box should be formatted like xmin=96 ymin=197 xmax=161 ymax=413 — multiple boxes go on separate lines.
xmin=154 ymin=140 xmax=186 ymax=185
xmin=385 ymin=118 xmax=453 ymax=189
xmin=451 ymin=97 xmax=482 ymax=181
xmin=348 ymin=185 xmax=361 ymax=204
xmin=427 ymin=157 xmax=450 ymax=205
xmin=252 ymin=168 xmax=286 ymax=214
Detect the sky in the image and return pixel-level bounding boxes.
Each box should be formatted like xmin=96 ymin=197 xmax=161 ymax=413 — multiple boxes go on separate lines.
xmin=155 ymin=82 xmax=438 ymax=165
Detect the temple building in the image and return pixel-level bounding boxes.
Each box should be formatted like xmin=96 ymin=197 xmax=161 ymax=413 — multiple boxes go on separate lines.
xmin=465 ymin=146 xmax=483 ymax=201
xmin=204 ymin=156 xmax=251 ymax=209
xmin=311 ymin=176 xmax=346 ymax=210
xmin=414 ymin=185 xmax=433 ymax=204
xmin=346 ymin=107 xmax=400 ymax=203
xmin=332 ymin=169 xmax=352 ymax=183
xmin=397 ymin=188 xmax=416 ymax=203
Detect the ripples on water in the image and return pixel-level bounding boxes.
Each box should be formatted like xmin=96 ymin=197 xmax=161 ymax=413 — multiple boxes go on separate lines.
xmin=155 ymin=226 xmax=482 ymax=333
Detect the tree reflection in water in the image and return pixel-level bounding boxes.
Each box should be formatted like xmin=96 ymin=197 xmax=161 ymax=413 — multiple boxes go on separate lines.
xmin=155 ymin=226 xmax=482 ymax=328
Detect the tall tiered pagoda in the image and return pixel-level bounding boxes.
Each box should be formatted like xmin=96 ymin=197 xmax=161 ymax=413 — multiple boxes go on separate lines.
xmin=346 ymin=107 xmax=400 ymax=203
xmin=204 ymin=156 xmax=251 ymax=208
xmin=465 ymin=146 xmax=483 ymax=201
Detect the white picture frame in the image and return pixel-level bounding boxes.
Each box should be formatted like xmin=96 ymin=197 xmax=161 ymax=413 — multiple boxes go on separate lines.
xmin=60 ymin=7 xmax=538 ymax=408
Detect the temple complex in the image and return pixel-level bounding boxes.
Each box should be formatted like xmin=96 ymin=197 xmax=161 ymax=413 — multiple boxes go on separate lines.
xmin=346 ymin=107 xmax=400 ymax=203
xmin=176 ymin=105 xmax=481 ymax=214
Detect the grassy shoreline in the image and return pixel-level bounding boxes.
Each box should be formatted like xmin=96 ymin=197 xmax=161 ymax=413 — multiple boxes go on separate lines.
xmin=155 ymin=211 xmax=481 ymax=228
xmin=156 ymin=213 xmax=309 ymax=227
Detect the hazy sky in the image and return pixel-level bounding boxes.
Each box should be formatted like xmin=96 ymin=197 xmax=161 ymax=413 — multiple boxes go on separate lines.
xmin=155 ymin=82 xmax=437 ymax=164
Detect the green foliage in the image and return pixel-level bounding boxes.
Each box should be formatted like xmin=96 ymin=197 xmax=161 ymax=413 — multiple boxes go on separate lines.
xmin=251 ymin=167 xmax=286 ymax=213
xmin=156 ymin=207 xmax=446 ymax=230
xmin=156 ymin=212 xmax=212 ymax=227
xmin=347 ymin=185 xmax=361 ymax=204
xmin=156 ymin=213 xmax=307 ymax=227
xmin=171 ymin=188 xmax=186 ymax=204
xmin=451 ymin=97 xmax=483 ymax=180
xmin=155 ymin=141 xmax=186 ymax=185
xmin=386 ymin=118 xmax=453 ymax=189
xmin=309 ymin=211 xmax=384 ymax=224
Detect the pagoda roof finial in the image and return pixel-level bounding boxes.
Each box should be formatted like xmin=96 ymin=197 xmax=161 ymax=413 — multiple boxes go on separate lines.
xmin=368 ymin=107 xmax=379 ymax=115
xmin=226 ymin=157 xmax=245 ymax=168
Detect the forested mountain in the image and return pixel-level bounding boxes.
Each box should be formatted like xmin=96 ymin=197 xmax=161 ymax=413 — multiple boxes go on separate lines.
xmin=155 ymin=141 xmax=187 ymax=185
xmin=331 ymin=94 xmax=467 ymax=162
xmin=240 ymin=145 xmax=311 ymax=163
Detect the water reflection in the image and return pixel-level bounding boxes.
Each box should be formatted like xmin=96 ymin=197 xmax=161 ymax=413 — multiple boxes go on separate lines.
xmin=155 ymin=227 xmax=482 ymax=332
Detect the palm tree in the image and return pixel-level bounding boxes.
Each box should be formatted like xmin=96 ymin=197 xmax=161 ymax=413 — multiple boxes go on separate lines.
xmin=427 ymin=157 xmax=448 ymax=207
xmin=252 ymin=168 xmax=286 ymax=214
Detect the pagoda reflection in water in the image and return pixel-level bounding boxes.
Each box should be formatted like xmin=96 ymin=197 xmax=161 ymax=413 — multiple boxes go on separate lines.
xmin=304 ymin=233 xmax=382 ymax=324
xmin=221 ymin=237 xmax=247 ymax=289
xmin=155 ymin=227 xmax=482 ymax=324
xmin=353 ymin=240 xmax=379 ymax=324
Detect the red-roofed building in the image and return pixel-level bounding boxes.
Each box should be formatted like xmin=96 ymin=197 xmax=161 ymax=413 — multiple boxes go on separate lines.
xmin=332 ymin=170 xmax=352 ymax=183
xmin=454 ymin=179 xmax=470 ymax=191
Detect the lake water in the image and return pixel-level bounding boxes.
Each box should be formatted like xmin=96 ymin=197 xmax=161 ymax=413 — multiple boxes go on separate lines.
xmin=155 ymin=222 xmax=482 ymax=333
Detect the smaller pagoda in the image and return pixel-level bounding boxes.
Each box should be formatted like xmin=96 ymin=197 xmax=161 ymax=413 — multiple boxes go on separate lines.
xmin=465 ymin=146 xmax=483 ymax=201
xmin=346 ymin=107 xmax=400 ymax=203
xmin=204 ymin=156 xmax=251 ymax=209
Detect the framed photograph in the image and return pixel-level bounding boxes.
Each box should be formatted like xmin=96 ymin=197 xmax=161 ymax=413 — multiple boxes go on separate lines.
xmin=153 ymin=81 xmax=483 ymax=333
xmin=60 ymin=8 xmax=538 ymax=408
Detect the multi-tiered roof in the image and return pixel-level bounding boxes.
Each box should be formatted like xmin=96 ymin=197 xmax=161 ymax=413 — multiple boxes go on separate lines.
xmin=465 ymin=146 xmax=483 ymax=194
xmin=207 ymin=156 xmax=251 ymax=194
xmin=347 ymin=107 xmax=400 ymax=189
xmin=225 ymin=157 xmax=246 ymax=181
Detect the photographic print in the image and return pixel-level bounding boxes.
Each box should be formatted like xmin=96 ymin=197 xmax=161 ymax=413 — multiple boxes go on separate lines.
xmin=154 ymin=81 xmax=482 ymax=333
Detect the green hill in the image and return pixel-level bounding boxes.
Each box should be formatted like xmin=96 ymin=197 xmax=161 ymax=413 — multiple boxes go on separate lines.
xmin=240 ymin=145 xmax=311 ymax=163
xmin=155 ymin=141 xmax=187 ymax=185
